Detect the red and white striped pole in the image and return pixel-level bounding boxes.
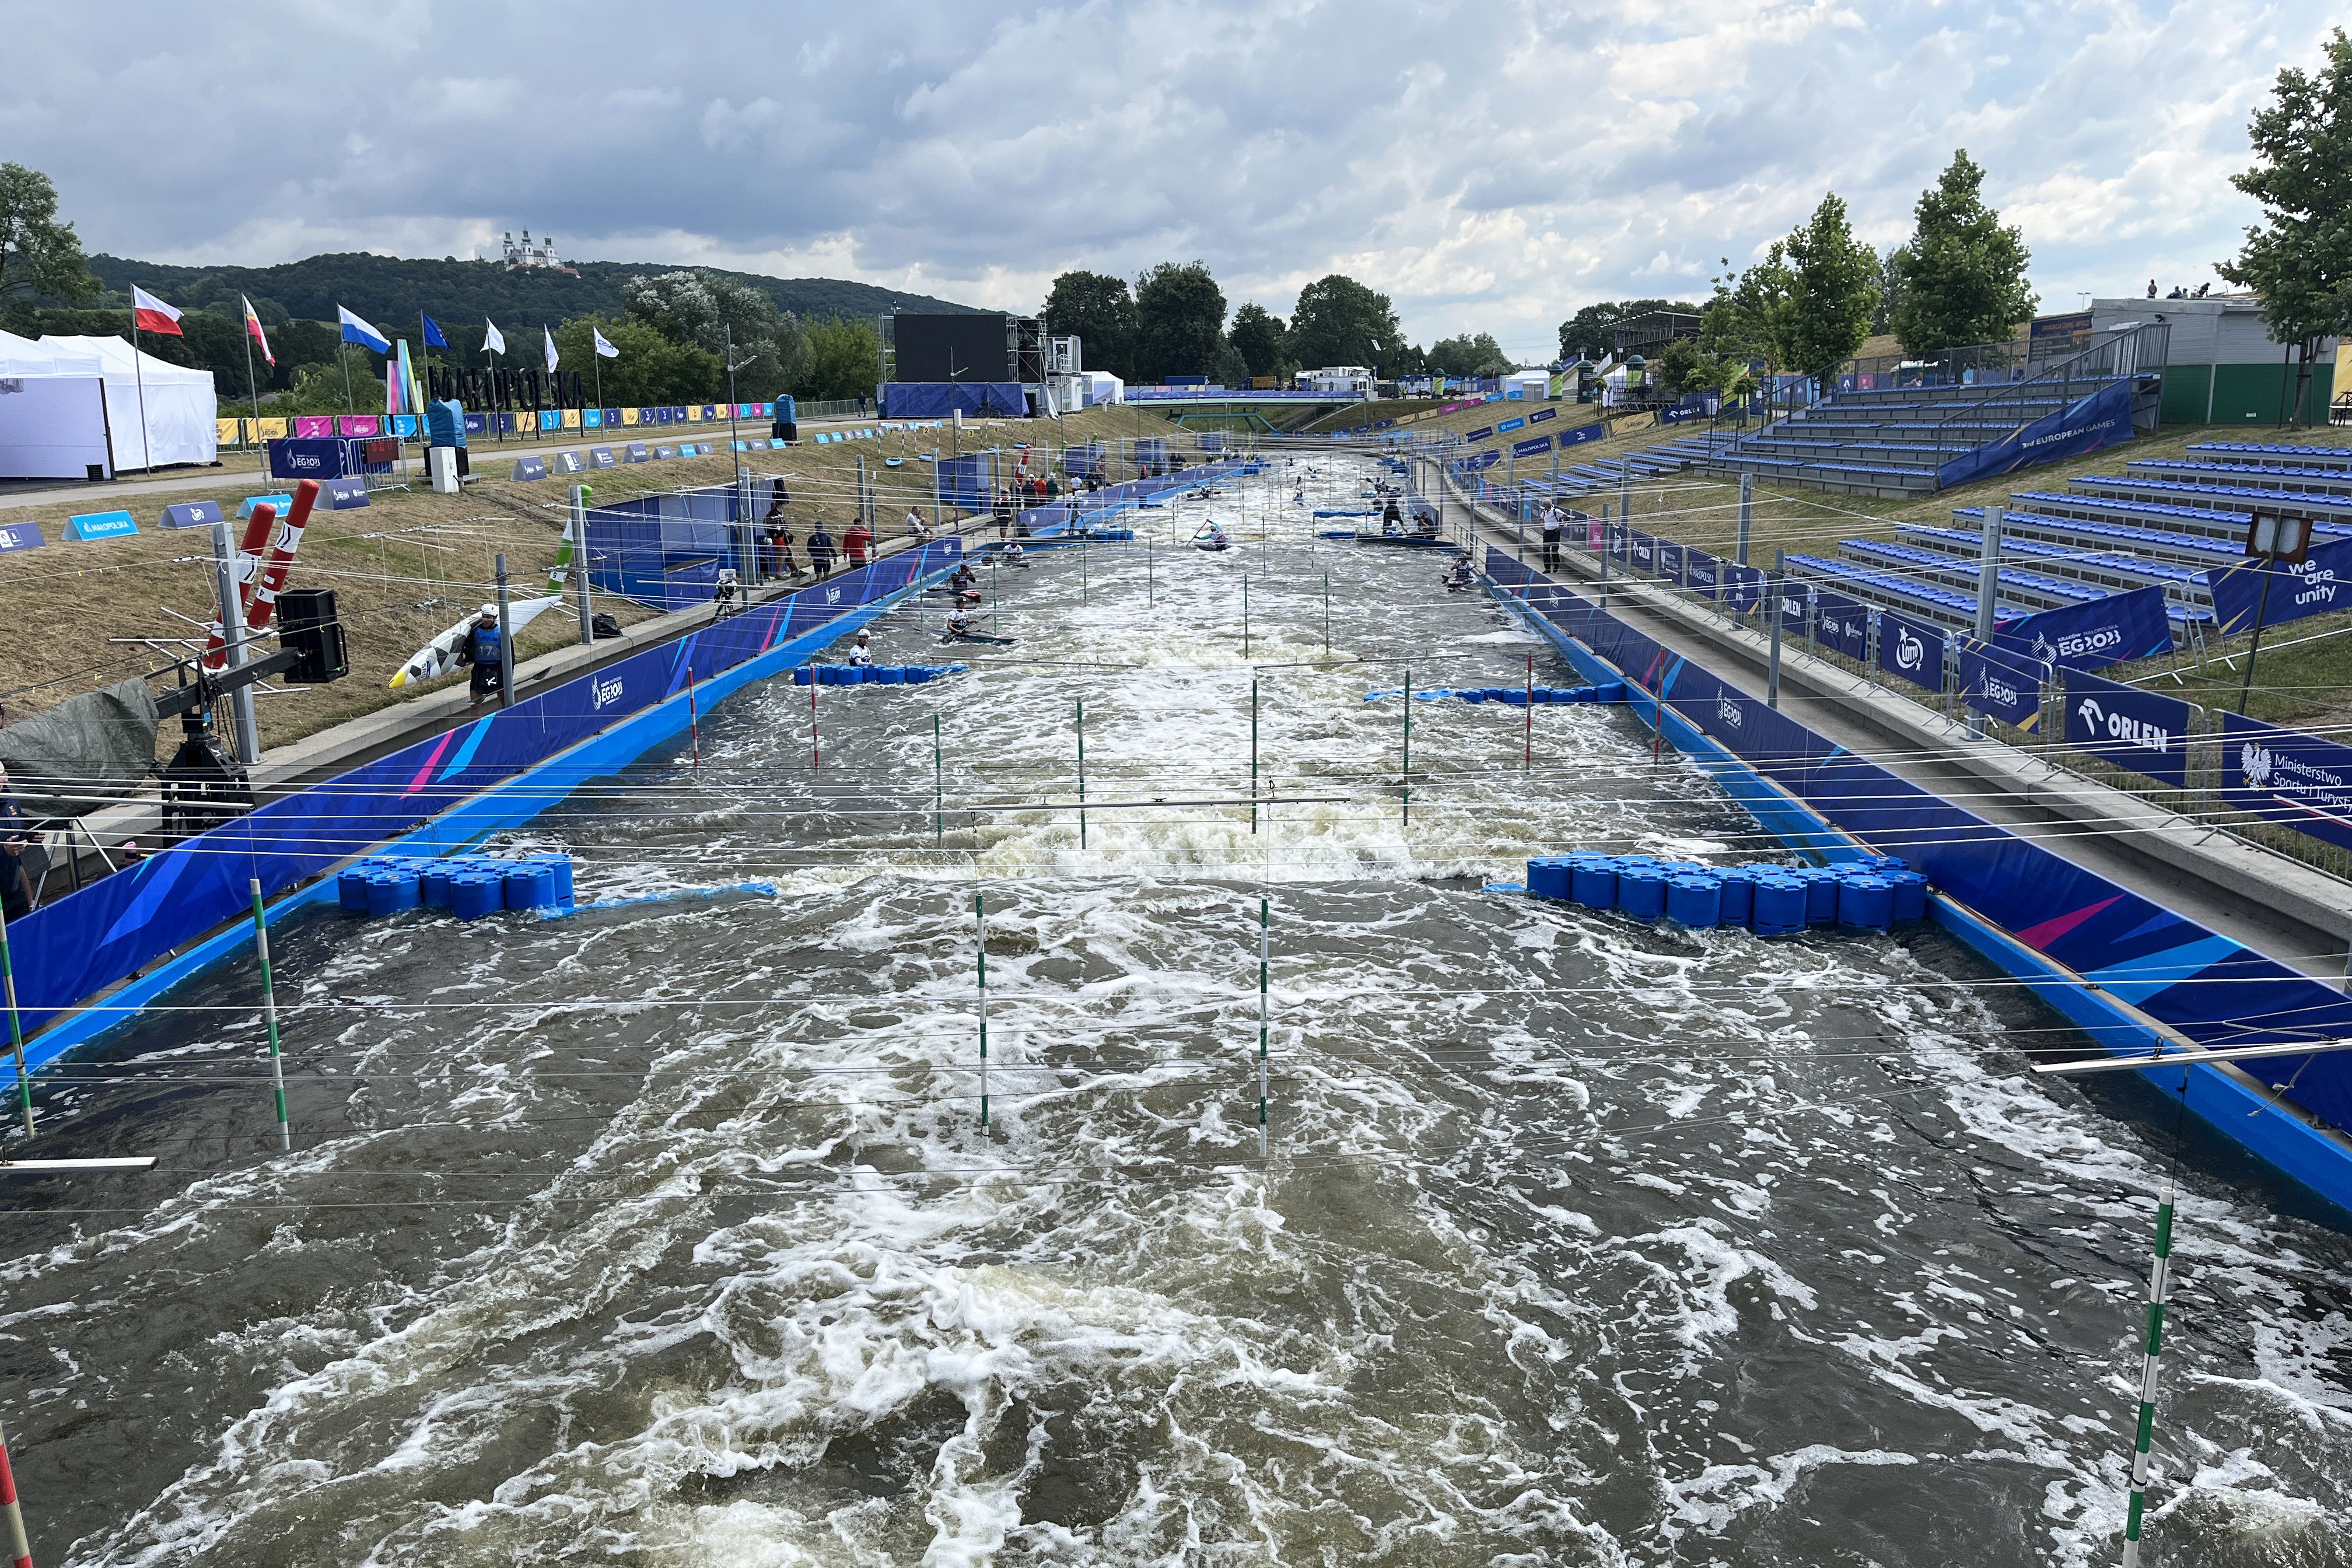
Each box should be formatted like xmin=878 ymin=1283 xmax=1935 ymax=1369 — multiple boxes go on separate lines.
xmin=0 ymin=1415 xmax=34 ymax=1568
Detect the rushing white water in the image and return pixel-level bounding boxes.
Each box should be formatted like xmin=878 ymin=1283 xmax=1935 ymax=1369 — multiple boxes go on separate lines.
xmin=5 ymin=454 xmax=2350 ymax=1567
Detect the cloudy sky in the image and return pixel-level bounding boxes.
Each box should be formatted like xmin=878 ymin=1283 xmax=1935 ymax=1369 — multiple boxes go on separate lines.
xmin=3 ymin=1 xmax=2330 ymax=358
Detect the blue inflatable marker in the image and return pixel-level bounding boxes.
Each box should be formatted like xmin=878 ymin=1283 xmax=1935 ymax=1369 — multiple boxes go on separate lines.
xmin=1838 ymin=876 xmax=1895 ymax=932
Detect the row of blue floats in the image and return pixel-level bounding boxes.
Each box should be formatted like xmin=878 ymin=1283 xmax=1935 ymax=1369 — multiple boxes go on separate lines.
xmin=1526 ymin=853 xmax=1929 ymax=935
xmin=793 ymin=663 xmax=968 ymax=686
xmin=1365 ymin=683 xmax=1628 ymax=706
xmin=338 ymin=853 xmax=576 ymax=921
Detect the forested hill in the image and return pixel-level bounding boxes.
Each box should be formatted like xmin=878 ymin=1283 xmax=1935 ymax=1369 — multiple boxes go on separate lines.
xmin=83 ymin=253 xmax=985 ymax=328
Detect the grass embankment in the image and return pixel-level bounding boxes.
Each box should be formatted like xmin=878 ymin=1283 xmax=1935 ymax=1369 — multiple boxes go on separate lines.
xmin=1 ymin=405 xmax=1180 ymax=755
xmin=1600 ymin=422 xmax=2352 ymax=729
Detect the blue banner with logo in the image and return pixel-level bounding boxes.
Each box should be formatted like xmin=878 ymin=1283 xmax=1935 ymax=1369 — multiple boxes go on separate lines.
xmin=1656 ymin=541 xmax=1684 ymax=585
xmin=2205 ymin=535 xmax=2352 ymax=637
xmin=1685 ymin=548 xmax=1721 ymax=600
xmin=1961 ymin=639 xmax=2044 ymax=730
xmin=1992 ymin=585 xmax=2171 ymax=672
xmin=2065 ymin=668 xmax=2194 ymax=788
xmin=2222 ymin=711 xmax=2352 ymax=853
xmin=1875 ymin=608 xmax=1945 ymax=692
xmin=1628 ymin=530 xmax=1657 ymax=575
xmin=1723 ymin=562 xmax=1764 ymax=615
xmin=1513 ymin=435 xmax=1552 ymax=458
xmin=1934 ymin=379 xmax=2132 ymax=488
xmin=1530 ymin=407 xmax=1558 ymax=425
xmin=1497 ymin=415 xmax=1527 ymax=435
xmin=1469 ymin=449 xmax=1502 ymax=470
xmin=1815 ymin=590 xmax=1869 ymax=661
xmin=1559 ymin=422 xmax=1605 ymax=449
xmin=1464 ymin=425 xmax=1493 ymax=443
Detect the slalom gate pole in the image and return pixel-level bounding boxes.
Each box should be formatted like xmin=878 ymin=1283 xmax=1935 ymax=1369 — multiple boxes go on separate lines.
xmin=1322 ymin=572 xmax=1330 ymax=654
xmin=1524 ymin=652 xmax=1534 ymax=770
xmin=1402 ymin=665 xmax=1412 ymax=828
xmin=1251 ymin=679 xmax=1259 ymax=835
xmin=0 ymin=1413 xmax=32 ymax=1568
xmin=975 ymin=892 xmax=989 ymax=1129
xmin=809 ymin=666 xmax=820 ymax=769
xmin=2120 ymin=1170 xmax=2179 ymax=1567
xmin=1076 ymin=698 xmax=1087 ymax=849
xmin=1147 ymin=539 xmax=1154 ymax=607
xmin=933 ymin=713 xmax=944 ymax=846
xmin=0 ymin=907 xmax=29 ymax=1139
xmin=247 ymin=879 xmax=290 ymax=1152
xmin=687 ymin=670 xmax=701 ymax=774
xmin=1243 ymin=573 xmax=1251 ymax=660
xmin=1257 ymin=895 xmax=1270 ymax=1160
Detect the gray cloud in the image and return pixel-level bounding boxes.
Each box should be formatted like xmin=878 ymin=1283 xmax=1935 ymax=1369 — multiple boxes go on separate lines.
xmin=2 ymin=0 xmax=2328 ymax=358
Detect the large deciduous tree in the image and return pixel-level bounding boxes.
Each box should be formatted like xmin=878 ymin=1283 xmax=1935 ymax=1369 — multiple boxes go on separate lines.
xmin=1286 ymin=274 xmax=1405 ymax=373
xmin=1229 ymin=302 xmax=1288 ymax=380
xmin=1891 ymin=150 xmax=2036 ymax=356
xmin=1778 ymin=193 xmax=1880 ymax=376
xmin=0 ymin=162 xmax=99 ymax=320
xmin=622 ymin=268 xmax=807 ymax=400
xmin=2218 ymin=27 xmax=2352 ymax=428
xmin=552 ymin=315 xmax=722 ymax=405
xmin=799 ymin=314 xmax=884 ymax=402
xmin=1042 ymin=270 xmax=1140 ymax=381
xmin=1132 ymin=261 xmax=1227 ymax=384
xmin=1426 ymin=331 xmax=1513 ymax=377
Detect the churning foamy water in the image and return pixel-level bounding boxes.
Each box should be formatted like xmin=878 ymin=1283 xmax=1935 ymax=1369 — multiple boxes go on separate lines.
xmin=5 ymin=456 xmax=2350 ymax=1567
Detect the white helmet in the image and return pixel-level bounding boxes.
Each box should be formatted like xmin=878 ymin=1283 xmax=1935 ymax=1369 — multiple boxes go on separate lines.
xmin=479 ymin=603 xmax=498 ymax=617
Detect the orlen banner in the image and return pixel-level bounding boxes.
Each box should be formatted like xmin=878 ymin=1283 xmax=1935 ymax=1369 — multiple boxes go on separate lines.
xmin=1991 ymin=585 xmax=2171 ymax=673
xmin=2206 ymin=535 xmax=2352 ymax=638
xmin=2222 ymin=710 xmax=2352 ymax=853
xmin=2064 ymin=667 xmax=2194 ymax=788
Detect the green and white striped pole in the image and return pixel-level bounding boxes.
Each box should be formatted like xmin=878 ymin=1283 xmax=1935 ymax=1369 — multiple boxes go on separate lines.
xmin=1250 ymin=679 xmax=1259 ymax=835
xmin=975 ymin=891 xmax=990 ymax=1130
xmin=2120 ymin=1171 xmax=2178 ymax=1566
xmin=933 ymin=713 xmax=944 ymax=846
xmin=0 ymin=905 xmax=31 ymax=1139
xmin=1256 ymin=895 xmax=1269 ymax=1160
xmin=1075 ymin=698 xmax=1087 ymax=850
xmin=248 ymin=879 xmax=290 ymax=1151
xmin=1402 ymin=665 xmax=1412 ymax=828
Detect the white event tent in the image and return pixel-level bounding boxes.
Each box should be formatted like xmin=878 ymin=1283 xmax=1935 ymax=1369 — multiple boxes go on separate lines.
xmin=0 ymin=331 xmax=218 ymax=479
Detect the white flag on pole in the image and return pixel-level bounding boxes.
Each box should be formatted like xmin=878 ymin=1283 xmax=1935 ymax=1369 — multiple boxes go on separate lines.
xmin=482 ymin=318 xmax=506 ymax=355
xmin=592 ymin=328 xmax=620 ymax=359
xmin=544 ymin=327 xmax=559 ymax=372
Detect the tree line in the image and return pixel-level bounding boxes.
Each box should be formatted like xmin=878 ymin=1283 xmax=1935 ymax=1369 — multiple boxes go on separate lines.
xmin=1041 ymin=265 xmax=1519 ymax=386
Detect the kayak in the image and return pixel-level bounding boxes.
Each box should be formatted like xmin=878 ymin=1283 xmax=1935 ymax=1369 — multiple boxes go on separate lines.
xmin=1195 ymin=539 xmax=1231 ymax=552
xmin=390 ymin=596 xmax=564 ymax=688
xmin=940 ymin=631 xmax=1016 ymax=645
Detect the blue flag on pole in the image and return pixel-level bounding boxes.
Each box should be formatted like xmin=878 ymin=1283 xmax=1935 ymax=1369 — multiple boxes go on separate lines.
xmin=421 ymin=313 xmax=449 ymax=349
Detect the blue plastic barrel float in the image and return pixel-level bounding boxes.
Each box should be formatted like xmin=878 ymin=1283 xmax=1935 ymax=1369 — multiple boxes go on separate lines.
xmin=1616 ymin=866 xmax=1667 ymax=922
xmin=1885 ymin=870 xmax=1930 ymax=922
xmin=1716 ymin=867 xmax=1755 ymax=927
xmin=338 ymin=869 xmax=373 ymax=912
xmin=878 ymin=668 xmax=905 ymax=685
xmin=1750 ymin=874 xmax=1807 ymax=936
xmin=449 ymin=873 xmax=503 ymax=922
xmin=364 ymin=869 xmax=421 ymax=916
xmin=1664 ymin=873 xmax=1722 ymax=928
xmin=419 ymin=865 xmax=456 ymax=908
xmin=530 ymin=853 xmax=576 ymax=904
xmin=1800 ymin=868 xmax=1842 ymax=925
xmin=1838 ymin=875 xmax=1894 ymax=932
xmin=1526 ymin=856 xmax=1572 ymax=901
xmin=502 ymin=862 xmax=557 ymax=911
xmin=1571 ymin=856 xmax=1619 ymax=909
xmin=1462 ymin=688 xmax=1487 ymax=704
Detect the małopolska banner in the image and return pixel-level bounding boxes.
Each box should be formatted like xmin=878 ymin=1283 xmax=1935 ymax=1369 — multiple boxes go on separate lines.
xmin=1934 ymin=379 xmax=2132 ymax=488
xmin=2064 ymin=667 xmax=2194 ymax=789
xmin=1961 ymin=639 xmax=2044 ymax=730
xmin=1992 ymin=585 xmax=2171 ymax=672
xmin=2205 ymin=534 xmax=2352 ymax=637
xmin=1814 ymin=589 xmax=1869 ymax=662
xmin=2221 ymin=710 xmax=2352 ymax=853
xmin=1513 ymin=435 xmax=1553 ymax=458
xmin=1875 ymin=608 xmax=1945 ymax=692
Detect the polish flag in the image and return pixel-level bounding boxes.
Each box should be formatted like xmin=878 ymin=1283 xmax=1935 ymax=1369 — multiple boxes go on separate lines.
xmin=132 ymin=285 xmax=183 ymax=336
xmin=242 ymin=295 xmax=275 ymax=366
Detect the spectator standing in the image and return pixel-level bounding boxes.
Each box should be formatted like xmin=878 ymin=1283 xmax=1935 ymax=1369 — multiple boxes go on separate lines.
xmin=808 ymin=522 xmax=837 ymax=579
xmin=844 ymin=516 xmax=873 ymax=568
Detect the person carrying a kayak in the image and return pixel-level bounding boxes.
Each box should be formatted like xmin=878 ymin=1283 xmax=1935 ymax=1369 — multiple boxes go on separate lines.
xmin=454 ymin=604 xmax=504 ymax=713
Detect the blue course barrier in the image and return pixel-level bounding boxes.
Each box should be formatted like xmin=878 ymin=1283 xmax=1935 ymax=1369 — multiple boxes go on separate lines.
xmin=13 ymin=538 xmax=968 ymax=1063
xmin=1484 ymin=550 xmax=2352 ymax=1211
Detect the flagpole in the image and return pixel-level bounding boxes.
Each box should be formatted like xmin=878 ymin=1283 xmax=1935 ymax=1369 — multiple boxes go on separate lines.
xmin=131 ymin=302 xmax=153 ymax=473
xmin=241 ymin=312 xmax=260 ymax=456
xmin=340 ymin=340 xmax=353 ymax=419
